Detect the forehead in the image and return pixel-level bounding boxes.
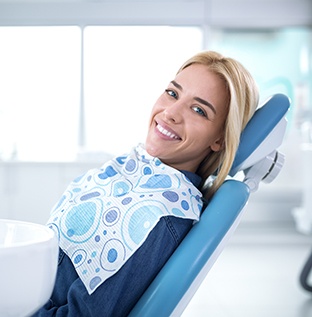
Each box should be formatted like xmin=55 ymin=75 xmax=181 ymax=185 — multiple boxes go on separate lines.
xmin=175 ymin=64 xmax=229 ymax=112
xmin=176 ymin=64 xmax=224 ymax=89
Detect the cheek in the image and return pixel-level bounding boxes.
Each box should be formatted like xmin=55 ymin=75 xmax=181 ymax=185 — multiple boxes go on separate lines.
xmin=147 ymin=105 xmax=157 ymax=124
xmin=152 ymin=93 xmax=168 ymax=110
xmin=149 ymin=97 xmax=162 ymax=116
xmin=191 ymin=121 xmax=210 ymax=136
xmin=192 ymin=125 xmax=221 ymax=148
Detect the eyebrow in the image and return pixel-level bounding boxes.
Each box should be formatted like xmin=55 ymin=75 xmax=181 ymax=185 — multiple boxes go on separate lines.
xmin=171 ymin=80 xmax=217 ymax=114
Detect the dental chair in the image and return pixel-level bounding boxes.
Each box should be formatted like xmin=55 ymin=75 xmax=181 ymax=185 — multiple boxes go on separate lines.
xmin=128 ymin=93 xmax=290 ymax=317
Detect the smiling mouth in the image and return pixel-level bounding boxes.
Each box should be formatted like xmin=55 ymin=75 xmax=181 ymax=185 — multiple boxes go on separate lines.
xmin=156 ymin=123 xmax=181 ymax=140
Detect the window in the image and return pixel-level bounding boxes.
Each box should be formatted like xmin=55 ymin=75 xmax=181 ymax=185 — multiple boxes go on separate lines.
xmin=208 ymin=27 xmax=312 ymax=128
xmin=0 ymin=26 xmax=203 ymax=161
xmin=0 ymin=26 xmax=81 ymax=161
xmin=83 ymin=26 xmax=203 ymax=156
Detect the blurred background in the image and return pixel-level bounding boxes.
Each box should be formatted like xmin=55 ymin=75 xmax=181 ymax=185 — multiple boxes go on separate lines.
xmin=0 ymin=1 xmax=312 ymax=316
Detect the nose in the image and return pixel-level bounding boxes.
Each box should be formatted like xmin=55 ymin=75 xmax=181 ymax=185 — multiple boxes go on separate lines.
xmin=163 ymin=101 xmax=183 ymax=124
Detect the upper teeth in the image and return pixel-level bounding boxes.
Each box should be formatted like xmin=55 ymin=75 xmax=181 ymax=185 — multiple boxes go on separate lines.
xmin=157 ymin=124 xmax=179 ymax=139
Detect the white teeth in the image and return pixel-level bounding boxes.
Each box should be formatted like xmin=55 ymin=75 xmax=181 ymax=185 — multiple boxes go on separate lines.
xmin=157 ymin=124 xmax=179 ymax=139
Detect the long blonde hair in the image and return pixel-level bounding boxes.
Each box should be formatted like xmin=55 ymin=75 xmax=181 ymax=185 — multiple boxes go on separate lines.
xmin=178 ymin=51 xmax=259 ymax=199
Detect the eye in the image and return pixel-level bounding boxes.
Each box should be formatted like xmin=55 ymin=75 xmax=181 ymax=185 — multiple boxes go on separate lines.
xmin=192 ymin=105 xmax=207 ymax=118
xmin=165 ymin=89 xmax=178 ymax=99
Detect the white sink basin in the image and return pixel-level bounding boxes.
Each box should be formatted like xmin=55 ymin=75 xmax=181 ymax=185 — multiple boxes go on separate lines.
xmin=0 ymin=219 xmax=59 ymax=317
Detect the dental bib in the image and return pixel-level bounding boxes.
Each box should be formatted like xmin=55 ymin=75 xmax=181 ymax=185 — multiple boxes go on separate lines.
xmin=47 ymin=144 xmax=203 ymax=294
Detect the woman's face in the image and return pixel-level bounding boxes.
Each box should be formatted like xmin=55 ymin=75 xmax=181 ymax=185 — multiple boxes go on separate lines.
xmin=145 ymin=63 xmax=229 ymax=173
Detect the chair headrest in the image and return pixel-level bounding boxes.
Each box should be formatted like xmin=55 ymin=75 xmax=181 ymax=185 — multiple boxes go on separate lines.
xmin=230 ymin=93 xmax=290 ymax=177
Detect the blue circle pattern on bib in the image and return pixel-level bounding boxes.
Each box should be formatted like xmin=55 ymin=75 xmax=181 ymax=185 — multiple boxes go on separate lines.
xmin=47 ymin=144 xmax=203 ymax=294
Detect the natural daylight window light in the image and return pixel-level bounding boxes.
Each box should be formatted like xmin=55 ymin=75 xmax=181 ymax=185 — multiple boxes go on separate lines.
xmin=0 ymin=26 xmax=203 ymax=161
xmin=83 ymin=26 xmax=203 ymax=157
xmin=0 ymin=26 xmax=81 ymax=161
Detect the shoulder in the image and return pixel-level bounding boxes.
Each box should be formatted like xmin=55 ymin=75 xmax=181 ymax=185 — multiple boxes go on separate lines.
xmin=161 ymin=216 xmax=193 ymax=246
xmin=180 ymin=170 xmax=202 ymax=188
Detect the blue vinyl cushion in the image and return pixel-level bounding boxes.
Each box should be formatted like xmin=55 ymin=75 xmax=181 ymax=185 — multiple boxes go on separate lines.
xmin=129 ymin=180 xmax=250 ymax=316
xmin=230 ymin=93 xmax=290 ymax=175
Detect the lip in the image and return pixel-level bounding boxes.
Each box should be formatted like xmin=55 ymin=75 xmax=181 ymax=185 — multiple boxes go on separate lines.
xmin=155 ymin=120 xmax=182 ymax=140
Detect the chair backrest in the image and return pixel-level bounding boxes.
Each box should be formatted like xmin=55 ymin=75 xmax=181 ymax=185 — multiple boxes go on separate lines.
xmin=128 ymin=94 xmax=290 ymax=317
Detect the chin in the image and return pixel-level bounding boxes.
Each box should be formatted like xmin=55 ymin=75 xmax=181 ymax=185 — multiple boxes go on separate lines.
xmin=144 ymin=143 xmax=156 ymax=156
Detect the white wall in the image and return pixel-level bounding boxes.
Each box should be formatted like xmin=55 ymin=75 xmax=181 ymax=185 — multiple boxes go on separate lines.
xmin=0 ymin=159 xmax=112 ymax=225
xmin=0 ymin=0 xmax=311 ymax=28
xmin=0 ymin=0 xmax=311 ymax=229
xmin=0 ymin=139 xmax=305 ymax=227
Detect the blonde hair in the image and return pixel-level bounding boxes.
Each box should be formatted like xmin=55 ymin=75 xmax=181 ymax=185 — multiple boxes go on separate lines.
xmin=178 ymin=51 xmax=259 ymax=199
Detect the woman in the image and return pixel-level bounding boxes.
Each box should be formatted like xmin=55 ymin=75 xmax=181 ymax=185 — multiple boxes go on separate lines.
xmin=33 ymin=51 xmax=258 ymax=316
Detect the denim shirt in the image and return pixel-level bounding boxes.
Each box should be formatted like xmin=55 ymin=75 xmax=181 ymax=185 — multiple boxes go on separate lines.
xmin=32 ymin=171 xmax=202 ymax=317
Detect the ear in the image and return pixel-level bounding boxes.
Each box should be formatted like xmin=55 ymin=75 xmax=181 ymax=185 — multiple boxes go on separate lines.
xmin=210 ymin=136 xmax=225 ymax=152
